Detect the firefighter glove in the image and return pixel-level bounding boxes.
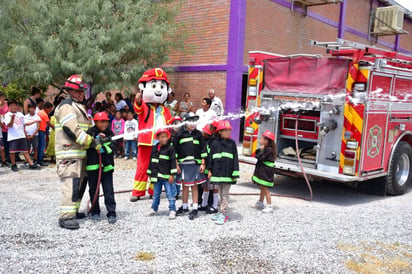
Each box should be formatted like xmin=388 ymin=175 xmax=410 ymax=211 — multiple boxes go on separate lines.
xmin=84 ymin=135 xmax=93 ymax=149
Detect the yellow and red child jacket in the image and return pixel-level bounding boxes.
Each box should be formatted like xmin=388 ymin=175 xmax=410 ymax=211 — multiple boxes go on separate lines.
xmin=134 ymin=100 xmax=172 ymax=146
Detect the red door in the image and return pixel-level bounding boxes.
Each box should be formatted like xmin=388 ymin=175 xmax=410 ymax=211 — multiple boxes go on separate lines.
xmin=360 ymin=73 xmax=392 ymax=173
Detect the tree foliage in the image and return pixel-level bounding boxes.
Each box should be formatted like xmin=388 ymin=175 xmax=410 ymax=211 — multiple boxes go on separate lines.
xmin=0 ymin=82 xmax=28 ymax=102
xmin=0 ymin=0 xmax=182 ymax=93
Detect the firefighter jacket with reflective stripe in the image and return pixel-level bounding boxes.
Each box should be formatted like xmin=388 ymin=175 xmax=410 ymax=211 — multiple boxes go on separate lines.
xmin=207 ymin=136 xmax=239 ymax=184
xmin=252 ymin=147 xmax=276 ymax=187
xmin=204 ymin=135 xmax=216 ymax=174
xmin=147 ymin=144 xmax=177 ymax=183
xmin=54 ymin=96 xmax=92 ymax=160
xmin=134 ymin=100 xmax=172 ymax=146
xmin=86 ymin=126 xmax=115 ymax=173
xmin=173 ymin=127 xmax=206 ymax=164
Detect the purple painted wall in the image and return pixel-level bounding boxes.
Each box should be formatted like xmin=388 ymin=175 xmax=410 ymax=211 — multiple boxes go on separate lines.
xmin=225 ymin=0 xmax=246 ymax=143
xmin=173 ymin=64 xmax=227 ymax=72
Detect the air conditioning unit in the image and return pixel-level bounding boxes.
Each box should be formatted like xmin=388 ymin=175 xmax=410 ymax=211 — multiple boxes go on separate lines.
xmin=374 ymin=6 xmax=404 ymax=34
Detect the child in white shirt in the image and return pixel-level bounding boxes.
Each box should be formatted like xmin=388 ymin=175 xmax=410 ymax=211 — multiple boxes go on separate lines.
xmin=24 ymin=104 xmax=40 ymax=164
xmin=5 ymin=101 xmax=40 ymax=171
xmin=123 ymin=111 xmax=138 ymax=160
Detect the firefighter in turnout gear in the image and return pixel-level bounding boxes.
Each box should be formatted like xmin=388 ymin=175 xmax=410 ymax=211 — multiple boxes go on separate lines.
xmin=55 ymin=74 xmax=94 ymax=230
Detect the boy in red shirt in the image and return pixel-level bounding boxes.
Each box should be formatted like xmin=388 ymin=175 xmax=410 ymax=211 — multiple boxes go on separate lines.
xmin=37 ymin=102 xmax=54 ymax=166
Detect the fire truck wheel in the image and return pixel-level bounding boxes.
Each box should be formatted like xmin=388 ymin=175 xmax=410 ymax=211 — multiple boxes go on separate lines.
xmin=386 ymin=141 xmax=412 ymax=195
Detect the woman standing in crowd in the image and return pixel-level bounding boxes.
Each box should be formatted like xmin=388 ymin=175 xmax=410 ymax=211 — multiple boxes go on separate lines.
xmin=178 ymin=92 xmax=193 ymax=118
xmin=165 ymin=91 xmax=178 ymax=116
xmin=115 ymin=93 xmax=128 ymax=111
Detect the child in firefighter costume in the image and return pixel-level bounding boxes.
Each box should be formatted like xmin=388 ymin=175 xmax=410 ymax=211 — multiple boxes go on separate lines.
xmin=130 ymin=68 xmax=172 ymax=201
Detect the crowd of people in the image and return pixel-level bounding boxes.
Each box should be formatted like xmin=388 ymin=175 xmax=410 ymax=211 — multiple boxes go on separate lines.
xmin=0 ymin=80 xmax=277 ymax=228
xmin=85 ymin=88 xmax=225 ymax=161
xmin=0 ymin=87 xmax=63 ymax=171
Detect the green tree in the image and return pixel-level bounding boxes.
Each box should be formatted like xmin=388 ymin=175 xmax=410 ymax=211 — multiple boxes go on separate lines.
xmin=0 ymin=82 xmax=27 ymax=102
xmin=0 ymin=0 xmax=182 ymax=94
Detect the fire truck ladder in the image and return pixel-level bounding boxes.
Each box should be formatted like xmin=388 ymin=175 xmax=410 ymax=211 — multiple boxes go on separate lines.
xmin=310 ymin=38 xmax=412 ymax=69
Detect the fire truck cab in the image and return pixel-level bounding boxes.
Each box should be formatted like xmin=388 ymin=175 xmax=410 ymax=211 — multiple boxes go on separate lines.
xmin=255 ymin=39 xmax=412 ymax=195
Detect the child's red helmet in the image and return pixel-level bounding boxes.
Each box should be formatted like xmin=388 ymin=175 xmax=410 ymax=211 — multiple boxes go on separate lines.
xmin=202 ymin=124 xmax=212 ymax=135
xmin=211 ymin=119 xmax=220 ymax=128
xmin=156 ymin=128 xmax=171 ymax=139
xmin=215 ymin=120 xmax=232 ymax=131
xmin=63 ymin=74 xmax=88 ymax=91
xmin=93 ymin=112 xmax=109 ymax=121
xmin=262 ymin=130 xmax=275 ymax=141
xmin=170 ymin=116 xmax=183 ymax=123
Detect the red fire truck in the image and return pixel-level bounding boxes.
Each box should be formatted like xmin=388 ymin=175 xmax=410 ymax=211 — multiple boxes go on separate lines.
xmin=243 ymin=51 xmax=283 ymax=156
xmin=249 ymin=39 xmax=412 ymax=195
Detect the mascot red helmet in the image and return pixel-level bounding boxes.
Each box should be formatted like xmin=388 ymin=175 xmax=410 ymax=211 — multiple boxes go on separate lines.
xmin=93 ymin=112 xmax=109 ymax=121
xmin=63 ymin=74 xmax=88 ymax=91
xmin=138 ymin=68 xmax=170 ymax=85
xmin=155 ymin=128 xmax=171 ymax=139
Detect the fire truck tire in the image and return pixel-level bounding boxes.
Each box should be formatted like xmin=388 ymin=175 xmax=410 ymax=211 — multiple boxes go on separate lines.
xmin=386 ymin=141 xmax=412 ymax=195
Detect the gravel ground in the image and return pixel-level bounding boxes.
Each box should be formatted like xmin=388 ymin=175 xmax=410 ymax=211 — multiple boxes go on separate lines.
xmin=1 ymin=159 xmax=411 ymax=273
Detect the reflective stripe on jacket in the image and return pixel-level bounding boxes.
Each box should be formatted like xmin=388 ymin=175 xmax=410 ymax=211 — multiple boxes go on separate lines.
xmin=147 ymin=143 xmax=177 ymax=183
xmin=173 ymin=127 xmax=205 ymax=164
xmin=252 ymin=147 xmax=276 ymax=187
xmin=86 ymin=126 xmax=115 ymax=173
xmin=54 ymin=96 xmax=92 ymax=160
xmin=207 ymin=136 xmax=239 ymax=184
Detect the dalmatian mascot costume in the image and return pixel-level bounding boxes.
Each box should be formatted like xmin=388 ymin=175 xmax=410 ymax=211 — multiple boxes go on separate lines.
xmin=130 ymin=68 xmax=172 ymax=201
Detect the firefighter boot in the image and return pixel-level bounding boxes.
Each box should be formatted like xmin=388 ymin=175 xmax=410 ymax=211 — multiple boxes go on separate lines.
xmin=58 ymin=218 xmax=80 ymax=230
xmin=76 ymin=212 xmax=87 ymax=219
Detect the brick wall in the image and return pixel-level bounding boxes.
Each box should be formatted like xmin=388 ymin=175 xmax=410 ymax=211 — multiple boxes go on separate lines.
xmin=400 ymin=22 xmax=412 ymax=51
xmin=244 ymin=0 xmax=339 ymax=62
xmin=164 ymin=0 xmax=230 ymax=66
xmin=167 ymin=71 xmax=226 ymax=111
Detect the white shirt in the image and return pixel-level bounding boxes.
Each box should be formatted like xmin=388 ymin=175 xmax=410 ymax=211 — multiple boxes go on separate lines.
xmin=24 ymin=113 xmax=41 ymax=136
xmin=5 ymin=112 xmax=26 ymax=141
xmin=116 ymin=100 xmax=128 ymax=111
xmin=196 ymin=108 xmax=217 ymax=131
xmin=124 ymin=119 xmax=138 ymax=140
xmin=210 ymin=96 xmax=224 ymax=117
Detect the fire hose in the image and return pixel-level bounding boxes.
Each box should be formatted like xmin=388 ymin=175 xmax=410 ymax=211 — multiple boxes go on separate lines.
xmin=294 ymin=114 xmax=313 ymax=201
xmin=87 ymin=151 xmax=102 ymax=214
xmin=86 ymin=120 xmax=314 ymax=213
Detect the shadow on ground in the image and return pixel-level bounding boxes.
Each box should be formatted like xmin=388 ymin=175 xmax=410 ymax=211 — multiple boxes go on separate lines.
xmin=237 ymin=174 xmax=412 ymax=207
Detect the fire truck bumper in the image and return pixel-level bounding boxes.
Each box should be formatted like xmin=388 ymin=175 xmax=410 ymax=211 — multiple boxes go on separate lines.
xmin=274 ymin=161 xmax=386 ymax=183
xmin=239 ymin=155 xmax=386 ymax=183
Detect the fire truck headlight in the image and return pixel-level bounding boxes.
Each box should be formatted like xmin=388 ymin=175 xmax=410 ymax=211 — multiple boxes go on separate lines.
xmin=346 ymin=140 xmax=359 ymax=149
xmin=245 ymin=127 xmax=255 ymax=134
xmin=353 ymin=83 xmax=366 ymax=92
xmin=248 ymin=86 xmax=257 ymax=96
